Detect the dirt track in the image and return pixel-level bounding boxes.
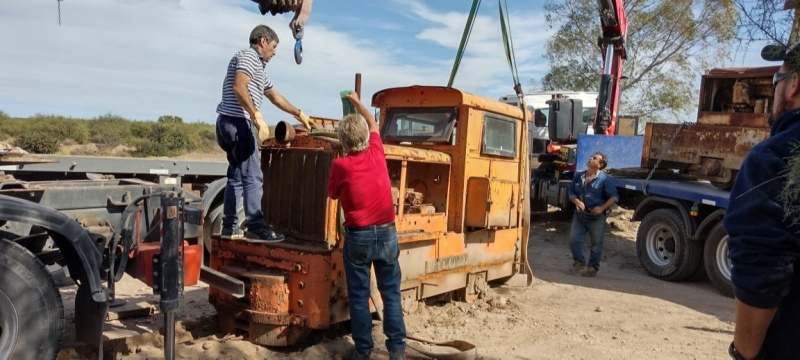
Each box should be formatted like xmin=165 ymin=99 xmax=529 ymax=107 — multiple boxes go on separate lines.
xmin=57 ymin=209 xmax=735 ymax=360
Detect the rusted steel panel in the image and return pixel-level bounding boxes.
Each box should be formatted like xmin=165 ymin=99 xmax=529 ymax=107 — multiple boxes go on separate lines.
xmin=0 ymin=152 xmax=56 ymax=165
xmin=210 ymin=239 xmax=336 ymax=331
xmin=643 ymin=123 xmax=769 ymax=171
xmin=696 ymin=112 xmax=770 ymax=128
xmin=261 ymin=148 xmax=332 ymax=245
xmin=705 ymin=66 xmax=780 ymax=78
xmin=263 ymin=134 xmax=340 ymax=150
xmin=384 ymin=145 xmax=451 ymax=164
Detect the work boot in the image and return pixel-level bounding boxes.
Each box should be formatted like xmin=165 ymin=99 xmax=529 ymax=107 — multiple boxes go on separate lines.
xmin=569 ymin=260 xmax=585 ymax=274
xmin=245 ymin=226 xmax=285 ymax=242
xmin=582 ymin=266 xmax=599 ymax=277
xmin=220 ymin=227 xmax=242 ymax=239
xmin=389 ymin=349 xmax=407 ymax=360
xmin=346 ymin=348 xmax=371 ymax=360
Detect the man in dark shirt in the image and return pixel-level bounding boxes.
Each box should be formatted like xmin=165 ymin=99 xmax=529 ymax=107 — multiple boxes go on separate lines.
xmin=567 ymin=152 xmax=619 ymax=277
xmin=724 ymin=43 xmax=800 ymax=360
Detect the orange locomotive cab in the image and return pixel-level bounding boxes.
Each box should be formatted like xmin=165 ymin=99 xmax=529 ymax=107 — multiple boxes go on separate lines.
xmin=209 ymin=85 xmax=532 ymax=346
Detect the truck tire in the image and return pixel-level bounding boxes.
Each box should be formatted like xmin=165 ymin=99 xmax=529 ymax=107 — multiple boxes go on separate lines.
xmin=0 ymin=239 xmax=64 ymax=360
xmin=703 ymin=222 xmax=733 ymax=298
xmin=636 ymin=209 xmax=701 ymax=281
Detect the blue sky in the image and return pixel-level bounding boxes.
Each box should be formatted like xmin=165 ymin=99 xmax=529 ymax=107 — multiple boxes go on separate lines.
xmin=0 ymin=0 xmax=770 ymax=124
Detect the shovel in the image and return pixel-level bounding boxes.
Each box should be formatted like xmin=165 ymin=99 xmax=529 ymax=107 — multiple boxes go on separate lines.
xmin=405 ymin=334 xmax=477 ymax=360
xmin=368 ymin=271 xmax=478 ymax=360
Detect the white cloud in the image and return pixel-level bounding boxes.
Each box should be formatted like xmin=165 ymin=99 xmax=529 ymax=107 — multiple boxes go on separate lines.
xmin=0 ymin=0 xmax=551 ymax=124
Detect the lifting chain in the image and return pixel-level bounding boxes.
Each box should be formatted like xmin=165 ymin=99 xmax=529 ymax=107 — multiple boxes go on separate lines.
xmin=57 ymin=0 xmax=63 ymax=26
xmin=643 ymin=121 xmax=689 ymax=196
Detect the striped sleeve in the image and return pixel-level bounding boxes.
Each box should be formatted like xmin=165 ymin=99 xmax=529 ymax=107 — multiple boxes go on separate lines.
xmin=235 ymin=50 xmax=260 ymax=79
xmin=264 ymin=75 xmax=273 ymax=93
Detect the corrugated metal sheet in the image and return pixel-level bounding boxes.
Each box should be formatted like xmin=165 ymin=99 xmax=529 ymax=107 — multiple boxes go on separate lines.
xmin=261 ymin=148 xmax=333 ymax=243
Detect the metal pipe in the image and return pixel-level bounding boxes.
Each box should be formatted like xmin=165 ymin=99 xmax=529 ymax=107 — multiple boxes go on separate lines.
xmin=164 ymin=311 xmax=175 ymax=360
xmin=355 ymin=73 xmax=362 ymax=99
xmin=603 ymin=45 xmax=615 ymax=75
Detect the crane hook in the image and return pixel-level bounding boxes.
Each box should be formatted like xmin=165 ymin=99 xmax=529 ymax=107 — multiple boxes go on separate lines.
xmin=293 ymin=28 xmax=304 ymax=65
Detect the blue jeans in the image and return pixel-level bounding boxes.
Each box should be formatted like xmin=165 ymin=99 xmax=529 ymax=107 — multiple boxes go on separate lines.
xmin=343 ymin=226 xmax=406 ymax=354
xmin=215 ymin=114 xmax=266 ymax=232
xmin=569 ymin=212 xmax=607 ymax=269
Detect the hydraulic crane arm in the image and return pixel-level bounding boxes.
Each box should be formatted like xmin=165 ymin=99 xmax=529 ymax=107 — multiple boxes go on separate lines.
xmin=594 ymin=0 xmax=628 ymax=135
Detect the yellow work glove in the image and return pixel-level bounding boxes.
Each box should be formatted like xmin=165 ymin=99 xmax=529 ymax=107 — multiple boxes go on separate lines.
xmin=295 ymin=110 xmax=317 ymax=130
xmin=252 ymin=112 xmax=270 ymax=143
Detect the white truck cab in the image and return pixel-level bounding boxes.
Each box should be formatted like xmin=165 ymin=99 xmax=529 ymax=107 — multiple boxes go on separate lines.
xmin=499 ymin=91 xmax=598 ymax=153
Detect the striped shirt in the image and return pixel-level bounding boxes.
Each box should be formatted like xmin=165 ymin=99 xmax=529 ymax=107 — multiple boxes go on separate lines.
xmin=216 ymin=47 xmax=274 ymax=120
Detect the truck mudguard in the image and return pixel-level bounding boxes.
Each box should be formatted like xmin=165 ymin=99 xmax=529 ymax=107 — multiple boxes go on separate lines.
xmin=632 ymin=196 xmax=694 ymax=239
xmin=0 ymin=195 xmax=107 ymax=302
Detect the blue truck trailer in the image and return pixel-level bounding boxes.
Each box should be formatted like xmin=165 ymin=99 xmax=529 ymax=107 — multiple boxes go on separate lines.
xmin=576 ymin=134 xmax=733 ymax=297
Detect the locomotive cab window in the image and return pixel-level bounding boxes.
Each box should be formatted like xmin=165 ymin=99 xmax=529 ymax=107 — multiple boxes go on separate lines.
xmin=481 ymin=114 xmax=516 ymax=158
xmin=381 ymin=107 xmax=457 ymax=143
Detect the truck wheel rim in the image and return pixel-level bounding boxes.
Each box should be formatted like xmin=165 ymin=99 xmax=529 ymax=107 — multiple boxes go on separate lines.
xmin=715 ymin=234 xmax=731 ymax=281
xmin=646 ymin=224 xmax=675 ymax=266
xmin=0 ymin=289 xmax=19 ymax=359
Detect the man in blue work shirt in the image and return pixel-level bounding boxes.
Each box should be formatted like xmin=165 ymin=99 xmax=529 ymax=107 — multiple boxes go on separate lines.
xmin=724 ymin=43 xmax=800 ymax=360
xmin=567 ymin=152 xmax=619 ymax=277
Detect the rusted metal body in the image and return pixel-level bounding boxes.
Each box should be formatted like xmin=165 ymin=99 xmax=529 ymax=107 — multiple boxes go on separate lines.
xmin=642 ymin=66 xmax=777 ymax=188
xmin=210 ymin=86 xmax=531 ymax=346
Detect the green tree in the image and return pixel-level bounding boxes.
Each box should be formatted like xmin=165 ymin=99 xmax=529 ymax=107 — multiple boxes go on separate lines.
xmin=540 ymin=0 xmax=738 ymax=122
xmin=734 ymin=0 xmax=795 ymax=44
xmin=14 ymin=132 xmax=59 ymax=154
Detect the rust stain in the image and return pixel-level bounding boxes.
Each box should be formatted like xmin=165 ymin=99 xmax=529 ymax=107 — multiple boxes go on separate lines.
xmin=248 ymin=275 xmax=289 ymax=313
xmin=644 ymin=123 xmax=769 ymax=171
xmin=696 ymin=112 xmax=770 ymax=128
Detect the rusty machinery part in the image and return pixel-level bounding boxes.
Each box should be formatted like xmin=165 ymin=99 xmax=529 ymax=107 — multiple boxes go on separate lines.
xmin=274 ymin=121 xmax=297 ymax=144
xmin=251 ymin=0 xmax=301 ymax=15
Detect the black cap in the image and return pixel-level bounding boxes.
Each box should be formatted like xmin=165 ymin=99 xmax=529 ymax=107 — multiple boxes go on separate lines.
xmin=761 ymin=42 xmax=800 ymax=61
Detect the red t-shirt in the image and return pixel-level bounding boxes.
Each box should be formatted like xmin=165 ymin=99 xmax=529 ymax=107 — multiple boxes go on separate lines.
xmin=327 ymin=131 xmax=395 ymax=227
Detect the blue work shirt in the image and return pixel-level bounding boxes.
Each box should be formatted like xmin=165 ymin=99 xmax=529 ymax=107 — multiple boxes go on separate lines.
xmin=725 ymin=108 xmax=800 ymax=358
xmin=567 ymin=170 xmax=619 ymax=212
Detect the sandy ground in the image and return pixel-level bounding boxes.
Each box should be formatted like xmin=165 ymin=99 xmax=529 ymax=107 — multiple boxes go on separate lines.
xmin=56 ymin=209 xmax=735 ymax=360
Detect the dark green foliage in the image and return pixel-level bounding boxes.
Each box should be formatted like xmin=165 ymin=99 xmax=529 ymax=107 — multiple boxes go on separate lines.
xmin=779 ymin=142 xmax=800 ymax=227
xmin=2 ymin=112 xmax=219 ymax=157
xmin=14 ymin=132 xmax=59 ymax=154
xmin=88 ymin=114 xmax=134 ymax=147
xmin=130 ymin=121 xmax=153 ymax=139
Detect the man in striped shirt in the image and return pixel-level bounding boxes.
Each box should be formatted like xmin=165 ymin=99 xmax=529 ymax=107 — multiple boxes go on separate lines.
xmin=215 ymin=24 xmax=314 ymax=242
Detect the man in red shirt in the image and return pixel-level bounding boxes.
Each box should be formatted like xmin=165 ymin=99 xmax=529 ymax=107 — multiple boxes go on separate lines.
xmin=327 ymin=92 xmax=407 ymax=360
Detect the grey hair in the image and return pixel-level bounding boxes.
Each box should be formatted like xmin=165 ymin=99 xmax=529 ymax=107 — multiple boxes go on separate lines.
xmin=337 ymin=114 xmax=370 ymax=153
xmin=249 ymin=24 xmax=279 ymax=45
